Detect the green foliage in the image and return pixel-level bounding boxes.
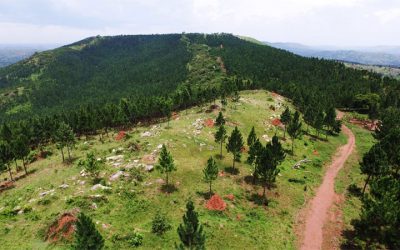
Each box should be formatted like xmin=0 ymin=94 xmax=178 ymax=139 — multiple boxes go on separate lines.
xmin=203 ymin=156 xmax=218 ymax=194
xmin=214 ymin=125 xmax=227 ymax=158
xmin=78 ymin=152 xmax=101 ymax=178
xmin=151 ymin=211 xmax=172 ymax=235
xmin=215 ymin=112 xmax=225 ymax=126
xmin=176 ymin=200 xmax=206 ymax=250
xmin=280 ymin=107 xmax=291 ymax=138
xmin=247 ymin=126 xmax=257 ymax=148
xmin=127 ymin=231 xmax=144 ymax=247
xmin=156 ymin=144 xmax=176 ymax=186
xmin=287 ymin=111 xmax=302 ymax=154
xmin=226 ymin=126 xmax=244 ymax=171
xmin=360 ymin=144 xmax=389 ymax=193
xmin=74 ymin=212 xmax=104 ymax=250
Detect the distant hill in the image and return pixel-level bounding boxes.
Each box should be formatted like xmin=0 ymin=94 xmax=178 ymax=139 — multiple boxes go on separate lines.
xmin=265 ymin=42 xmax=400 ymax=67
xmin=0 ymin=45 xmax=56 ymax=67
xmin=0 ymin=33 xmax=388 ymax=121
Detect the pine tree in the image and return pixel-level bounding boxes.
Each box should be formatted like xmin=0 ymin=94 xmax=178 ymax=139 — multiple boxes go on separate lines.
xmin=269 ymin=135 xmax=286 ymax=166
xmin=74 ymin=213 xmax=104 ymax=250
xmin=360 ymin=144 xmax=389 ymax=194
xmin=247 ymin=126 xmax=257 ymax=148
xmin=226 ymin=126 xmax=244 ymax=171
xmin=0 ymin=123 xmax=12 ymax=143
xmin=156 ymin=144 xmax=176 ymax=186
xmin=324 ymin=106 xmax=337 ymax=134
xmin=287 ymin=111 xmax=302 ymax=155
xmin=203 ymin=157 xmax=218 ymax=195
xmin=214 ymin=125 xmax=227 ymax=159
xmin=280 ymin=107 xmax=291 ymax=138
xmin=79 ymin=152 xmax=101 ymax=178
xmin=176 ymin=200 xmax=206 ymax=250
xmin=54 ymin=122 xmax=75 ymax=162
xmin=255 ymin=145 xmax=280 ymax=205
xmin=12 ymin=135 xmax=30 ymax=175
xmin=314 ymin=110 xmax=325 ymax=138
xmin=0 ymin=141 xmax=13 ymax=181
xmin=215 ymin=112 xmax=225 ymax=127
xmin=247 ymin=138 xmax=262 ymax=184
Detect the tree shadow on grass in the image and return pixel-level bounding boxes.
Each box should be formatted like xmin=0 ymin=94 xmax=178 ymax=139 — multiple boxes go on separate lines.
xmin=160 ymin=184 xmax=178 ymax=194
xmin=243 ymin=175 xmax=262 ymax=186
xmin=248 ymin=193 xmax=268 ymax=206
xmin=196 ymin=190 xmax=213 ymax=200
xmin=224 ymin=166 xmax=239 ymax=175
xmin=347 ymin=184 xmax=362 ymax=197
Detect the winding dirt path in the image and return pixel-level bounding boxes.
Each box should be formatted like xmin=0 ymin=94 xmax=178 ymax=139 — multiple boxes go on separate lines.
xmin=299 ymin=116 xmax=355 ymax=250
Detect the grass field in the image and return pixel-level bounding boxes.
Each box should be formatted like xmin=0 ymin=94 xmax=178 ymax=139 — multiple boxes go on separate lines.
xmin=0 ymin=90 xmax=348 ymax=249
xmin=334 ymin=120 xmax=375 ymax=246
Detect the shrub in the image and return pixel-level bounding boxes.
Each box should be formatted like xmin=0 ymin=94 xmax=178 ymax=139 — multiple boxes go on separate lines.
xmin=127 ymin=231 xmax=143 ymax=247
xmin=151 ymin=211 xmax=172 ymax=235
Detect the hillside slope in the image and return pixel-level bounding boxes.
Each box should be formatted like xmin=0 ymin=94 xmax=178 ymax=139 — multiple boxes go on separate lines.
xmin=0 ymin=33 xmax=388 ymax=122
xmin=0 ymin=90 xmax=347 ymax=249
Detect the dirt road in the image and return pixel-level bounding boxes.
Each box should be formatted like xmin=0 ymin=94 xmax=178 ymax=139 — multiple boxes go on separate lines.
xmin=299 ymin=121 xmax=355 ymax=250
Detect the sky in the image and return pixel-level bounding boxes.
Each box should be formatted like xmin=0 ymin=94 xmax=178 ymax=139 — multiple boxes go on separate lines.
xmin=0 ymin=0 xmax=399 ymax=46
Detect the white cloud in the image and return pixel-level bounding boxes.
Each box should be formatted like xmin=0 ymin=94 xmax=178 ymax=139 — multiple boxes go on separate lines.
xmin=375 ymin=8 xmax=400 ymax=23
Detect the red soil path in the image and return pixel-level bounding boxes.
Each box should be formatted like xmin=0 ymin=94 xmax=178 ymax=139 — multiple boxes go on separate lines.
xmin=299 ymin=112 xmax=355 ymax=250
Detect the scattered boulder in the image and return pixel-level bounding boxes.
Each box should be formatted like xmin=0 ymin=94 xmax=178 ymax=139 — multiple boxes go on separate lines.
xmin=39 ymin=189 xmax=55 ymax=197
xmin=292 ymin=159 xmax=312 ymax=169
xmin=106 ymin=155 xmax=124 ymax=162
xmin=145 ymin=165 xmax=154 ymax=172
xmin=141 ymin=131 xmax=152 ymax=137
xmin=142 ymin=154 xmax=156 ymax=164
xmin=91 ymin=184 xmax=112 ymax=191
xmin=109 ymin=171 xmax=124 ymax=181
xmin=59 ymin=184 xmax=69 ymax=189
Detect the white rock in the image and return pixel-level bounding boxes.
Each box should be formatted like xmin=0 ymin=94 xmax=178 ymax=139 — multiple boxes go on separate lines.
xmin=39 ymin=189 xmax=55 ymax=197
xmin=59 ymin=184 xmax=69 ymax=189
xmin=109 ymin=171 xmax=124 ymax=181
xmin=141 ymin=131 xmax=152 ymax=137
xmin=145 ymin=165 xmax=154 ymax=172
xmin=133 ymin=159 xmax=139 ymax=163
xmin=91 ymin=184 xmax=112 ymax=191
xmin=106 ymin=155 xmax=124 ymax=162
xmin=157 ymin=144 xmax=163 ymax=149
xmin=90 ymin=203 xmax=98 ymax=210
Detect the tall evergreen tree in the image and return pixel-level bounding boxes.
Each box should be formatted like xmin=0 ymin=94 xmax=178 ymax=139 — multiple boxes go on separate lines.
xmin=280 ymin=107 xmax=291 ymax=138
xmin=314 ymin=110 xmax=325 ymax=138
xmin=203 ymin=157 xmax=218 ymax=195
xmin=156 ymin=144 xmax=176 ymax=186
xmin=287 ymin=111 xmax=302 ymax=155
xmin=215 ymin=112 xmax=225 ymax=127
xmin=74 ymin=213 xmax=104 ymax=250
xmin=255 ymin=145 xmax=280 ymax=205
xmin=0 ymin=141 xmax=13 ymax=181
xmin=226 ymin=126 xmax=244 ymax=171
xmin=360 ymin=144 xmax=389 ymax=194
xmin=247 ymin=126 xmax=257 ymax=148
xmin=324 ymin=106 xmax=337 ymax=134
xmin=247 ymin=138 xmax=263 ymax=184
xmin=12 ymin=135 xmax=30 ymax=175
xmin=214 ymin=125 xmax=227 ymax=159
xmin=176 ymin=200 xmax=206 ymax=250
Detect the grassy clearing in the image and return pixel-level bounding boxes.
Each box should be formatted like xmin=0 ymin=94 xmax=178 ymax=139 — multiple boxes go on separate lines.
xmin=335 ymin=122 xmax=375 ymax=241
xmin=0 ymin=90 xmax=347 ymax=249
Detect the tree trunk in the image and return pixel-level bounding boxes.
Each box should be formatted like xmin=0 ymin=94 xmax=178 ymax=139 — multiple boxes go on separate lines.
xmin=252 ymin=168 xmax=257 ymax=184
xmin=22 ymin=158 xmax=28 ymax=176
xmin=14 ymin=159 xmax=18 ymax=171
xmin=220 ymin=140 xmax=223 ymax=159
xmin=166 ymin=172 xmax=169 ymax=186
xmin=209 ymin=182 xmax=212 ymax=196
xmin=232 ymin=156 xmax=236 ymax=170
xmin=263 ymin=184 xmax=268 ymax=205
xmin=292 ymin=140 xmax=294 ymax=155
xmin=8 ymin=165 xmax=13 ymax=181
xmin=283 ymin=127 xmax=286 ymax=139
xmin=67 ymin=146 xmax=71 ymax=161
xmin=362 ymin=175 xmax=371 ymax=194
xmin=61 ymin=148 xmax=65 ymax=162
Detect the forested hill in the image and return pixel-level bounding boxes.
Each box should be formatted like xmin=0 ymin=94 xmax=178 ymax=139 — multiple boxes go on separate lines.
xmin=0 ymin=33 xmax=398 ymax=122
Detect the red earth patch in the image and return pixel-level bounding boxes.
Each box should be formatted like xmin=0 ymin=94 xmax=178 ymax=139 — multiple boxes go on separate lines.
xmin=46 ymin=212 xmax=77 ymax=243
xmin=206 ymin=194 xmax=226 ymax=211
xmin=204 ymin=118 xmax=215 ymax=128
xmin=116 ymin=131 xmax=126 ymax=141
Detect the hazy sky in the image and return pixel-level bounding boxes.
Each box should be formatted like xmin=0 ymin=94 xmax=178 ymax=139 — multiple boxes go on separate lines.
xmin=0 ymin=0 xmax=399 ymax=46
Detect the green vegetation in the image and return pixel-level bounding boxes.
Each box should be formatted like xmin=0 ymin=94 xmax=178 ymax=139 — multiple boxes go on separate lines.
xmin=74 ymin=212 xmax=104 ymax=250
xmin=0 ymin=91 xmax=349 ymax=249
